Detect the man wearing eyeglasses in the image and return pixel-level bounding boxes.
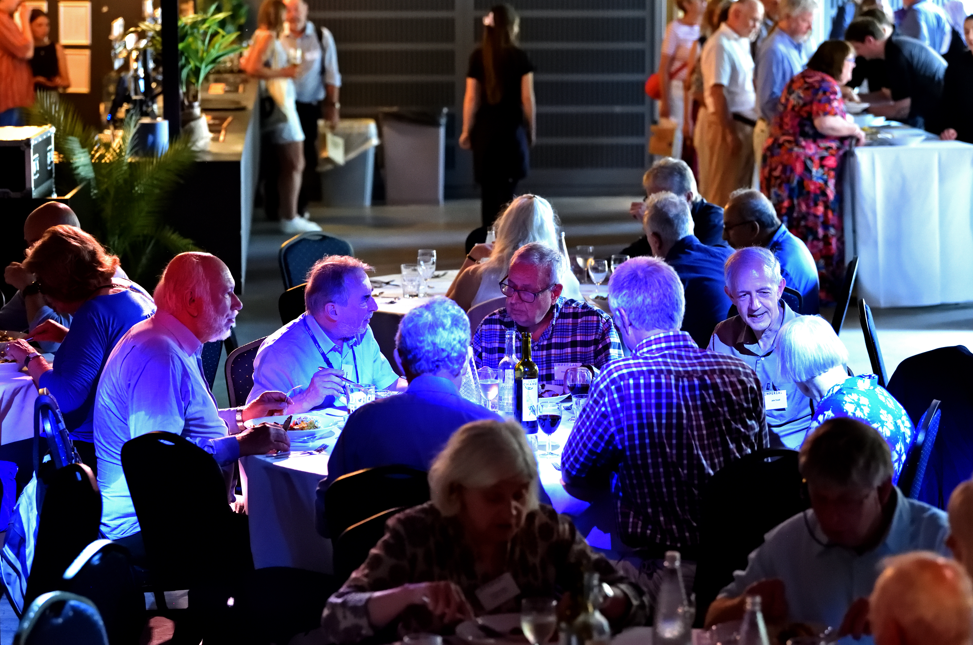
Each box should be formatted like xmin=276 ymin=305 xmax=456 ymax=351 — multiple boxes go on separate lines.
xmin=471 ymin=242 xmax=621 ymax=393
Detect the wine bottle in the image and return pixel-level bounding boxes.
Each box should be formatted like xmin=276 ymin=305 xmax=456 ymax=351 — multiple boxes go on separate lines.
xmin=497 ymin=330 xmax=517 ymax=415
xmin=515 ymin=331 xmax=539 ymax=434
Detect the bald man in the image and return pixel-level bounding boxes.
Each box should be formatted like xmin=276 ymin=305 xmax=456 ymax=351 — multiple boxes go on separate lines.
xmin=870 ymin=552 xmax=973 ymax=645
xmin=948 ymin=481 xmax=973 ymax=581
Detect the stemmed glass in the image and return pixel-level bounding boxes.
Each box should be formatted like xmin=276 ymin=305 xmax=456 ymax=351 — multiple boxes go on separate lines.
xmin=417 ymin=249 xmax=436 ymax=296
xmin=565 ymin=367 xmax=592 ymax=413
xmin=521 ymin=598 xmax=557 ymax=645
xmin=610 ymin=254 xmax=629 ymax=273
xmin=477 ymin=366 xmax=499 ymax=412
xmin=536 ymin=399 xmax=562 ymax=456
xmin=588 ymin=259 xmax=609 ymax=295
xmin=575 ymin=246 xmax=594 ymax=283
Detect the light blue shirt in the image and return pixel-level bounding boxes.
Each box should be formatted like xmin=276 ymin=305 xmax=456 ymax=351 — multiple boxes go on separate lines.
xmin=282 ymin=21 xmax=341 ymax=104
xmin=94 ymin=310 xmax=241 ymax=540
xmin=248 ymin=312 xmax=400 ymax=407
xmin=719 ymin=488 xmax=950 ymax=645
xmin=900 ymin=0 xmax=952 ymax=54
xmin=756 ymin=29 xmax=811 ymax=121
xmin=767 ymin=224 xmax=820 ymax=315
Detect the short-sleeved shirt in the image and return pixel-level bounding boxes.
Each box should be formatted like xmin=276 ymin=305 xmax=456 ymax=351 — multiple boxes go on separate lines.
xmin=900 ymin=0 xmax=952 ymax=54
xmin=883 ymin=35 xmax=947 ymax=130
xmin=769 ymin=69 xmax=846 ymax=141
xmin=467 ymin=46 xmax=534 ymax=130
xmin=701 ymin=22 xmax=757 ymax=119
xmin=283 ymin=21 xmax=341 ymax=104
xmin=662 ymin=20 xmax=700 ymax=81
xmin=755 ymin=29 xmax=811 ymax=121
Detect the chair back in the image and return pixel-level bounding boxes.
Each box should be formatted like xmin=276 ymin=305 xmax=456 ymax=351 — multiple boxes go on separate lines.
xmin=898 ymin=400 xmax=942 ymax=497
xmin=831 ymin=255 xmax=859 ymax=336
xmin=467 ymin=296 xmax=507 ymax=332
xmin=200 ymin=341 xmax=223 ymax=390
xmin=33 ymin=391 xmax=80 ymax=472
xmin=279 ymin=283 xmax=308 ymax=325
xmin=224 ymin=336 xmax=267 ymax=408
xmin=692 ymin=449 xmax=807 ymax=625
xmin=61 ymin=540 xmax=144 ymax=645
xmin=858 ymin=299 xmax=888 ymax=387
xmin=14 ymin=591 xmax=108 ymax=645
xmin=322 ymin=464 xmax=429 ymax=539
xmin=24 ymin=464 xmax=101 ymax=613
xmin=333 ymin=507 xmax=404 ymax=582
xmin=279 ymin=233 xmax=354 ymax=290
xmin=368 ymin=311 xmax=405 ymax=375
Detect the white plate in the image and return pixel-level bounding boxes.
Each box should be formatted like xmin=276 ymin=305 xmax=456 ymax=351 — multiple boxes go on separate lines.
xmin=456 ymin=614 xmax=531 ymax=645
xmin=844 ymin=101 xmax=870 ymax=114
xmin=245 ymin=412 xmax=341 ymax=431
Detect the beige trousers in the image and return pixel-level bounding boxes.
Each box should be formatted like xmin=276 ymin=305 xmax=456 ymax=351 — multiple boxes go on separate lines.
xmin=752 ymin=117 xmax=771 ymax=189
xmin=694 ymin=108 xmax=755 ymax=208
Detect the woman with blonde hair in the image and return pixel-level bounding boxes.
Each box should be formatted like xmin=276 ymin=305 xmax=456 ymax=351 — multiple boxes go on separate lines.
xmin=446 ymin=194 xmax=582 ymax=311
xmin=320 ymin=419 xmax=646 ymax=642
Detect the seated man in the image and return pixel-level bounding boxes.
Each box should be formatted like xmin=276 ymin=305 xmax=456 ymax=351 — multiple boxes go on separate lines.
xmin=706 ymin=418 xmax=950 ymax=644
xmin=250 ymin=256 xmax=404 ymax=413
xmin=624 ymin=157 xmax=727 ymax=257
xmin=562 ymin=257 xmax=768 ymax=588
xmin=644 ymin=192 xmax=732 ymax=347
xmin=326 ymin=296 xmax=501 ymax=483
xmin=947 ymin=480 xmax=973 ymax=581
xmin=94 ymin=253 xmax=291 ymax=556
xmin=709 ymin=248 xmax=811 ymax=448
xmin=473 ymin=243 xmax=621 ymax=391
xmin=722 ymin=189 xmax=819 ymax=314
xmin=870 ymin=553 xmax=973 ymax=645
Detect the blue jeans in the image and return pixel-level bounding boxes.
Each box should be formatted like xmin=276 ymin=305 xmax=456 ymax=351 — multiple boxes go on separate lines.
xmin=0 ymin=108 xmax=23 ymax=126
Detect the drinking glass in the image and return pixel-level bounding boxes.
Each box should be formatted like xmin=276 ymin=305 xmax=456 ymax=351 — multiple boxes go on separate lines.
xmin=588 ymin=259 xmax=609 ymax=295
xmin=417 ymin=249 xmax=436 ymax=296
xmin=477 ymin=366 xmax=499 ymax=411
xmin=485 ymin=226 xmax=496 ymax=244
xmin=346 ymin=383 xmax=374 ymax=412
xmin=565 ymin=367 xmax=592 ymax=412
xmin=401 ymin=264 xmax=421 ymax=298
xmin=610 ymin=254 xmax=629 ymax=273
xmin=536 ymin=399 xmax=563 ymax=455
xmin=575 ymin=246 xmax=594 ymax=282
xmin=521 ymin=598 xmax=557 ymax=645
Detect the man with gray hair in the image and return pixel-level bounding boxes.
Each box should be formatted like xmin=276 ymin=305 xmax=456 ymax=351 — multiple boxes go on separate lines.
xmin=644 ymin=191 xmax=732 ymax=347
xmin=473 ymin=242 xmax=621 ymax=390
xmin=250 ymin=255 xmax=404 ymax=413
xmin=563 ymin=256 xmax=767 ymax=592
xmin=707 ymin=418 xmax=949 ymax=643
xmin=722 ymin=189 xmax=819 ymax=314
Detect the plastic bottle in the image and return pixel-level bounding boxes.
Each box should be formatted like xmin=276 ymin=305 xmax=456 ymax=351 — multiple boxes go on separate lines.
xmin=652 ymin=551 xmax=691 ymax=645
xmin=738 ymin=596 xmax=771 ymax=645
xmin=497 ymin=330 xmax=517 ymax=415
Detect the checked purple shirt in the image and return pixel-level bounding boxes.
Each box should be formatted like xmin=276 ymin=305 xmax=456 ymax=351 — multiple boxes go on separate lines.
xmin=472 ymin=297 xmax=622 ymax=387
xmin=562 ymin=331 xmax=769 ymax=550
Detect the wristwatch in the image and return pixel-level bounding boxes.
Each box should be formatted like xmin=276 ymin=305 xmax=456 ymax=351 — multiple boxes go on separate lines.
xmin=235 ymin=408 xmax=245 ymax=433
xmin=23 ymin=281 xmax=40 ymax=296
xmin=326 ymin=101 xmax=340 ymax=110
xmin=23 ymin=352 xmax=41 ymax=369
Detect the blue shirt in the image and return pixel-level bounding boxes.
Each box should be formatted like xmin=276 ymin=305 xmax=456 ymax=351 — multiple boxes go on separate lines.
xmin=94 ymin=311 xmax=242 ymax=540
xmin=767 ymin=224 xmax=820 ymax=315
xmin=756 ymin=29 xmax=811 ymax=121
xmin=720 ymin=488 xmax=950 ymax=645
xmin=282 ymin=21 xmax=341 ymax=104
xmin=829 ymin=0 xmax=857 ymax=40
xmin=665 ymin=235 xmax=733 ymax=348
xmin=811 ymin=375 xmax=915 ymax=482
xmin=900 ymin=0 xmax=952 ymax=55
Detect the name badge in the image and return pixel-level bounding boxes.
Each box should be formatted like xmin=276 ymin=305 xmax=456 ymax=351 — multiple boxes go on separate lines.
xmin=475 ymin=572 xmax=521 ymax=612
xmin=765 ymin=389 xmax=787 ymax=410
xmin=554 ymin=362 xmax=581 ymax=383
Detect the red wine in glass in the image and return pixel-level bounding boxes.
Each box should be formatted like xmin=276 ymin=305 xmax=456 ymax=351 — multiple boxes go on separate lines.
xmin=537 ymin=411 xmax=562 ymax=455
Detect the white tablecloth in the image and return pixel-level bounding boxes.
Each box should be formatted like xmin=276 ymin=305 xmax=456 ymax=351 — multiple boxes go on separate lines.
xmin=0 ymin=363 xmax=38 ymax=445
xmin=843 ymin=132 xmax=973 ymax=307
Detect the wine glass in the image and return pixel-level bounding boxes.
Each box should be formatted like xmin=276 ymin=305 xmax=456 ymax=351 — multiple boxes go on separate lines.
xmin=477 ymin=366 xmax=499 ymax=411
xmin=565 ymin=367 xmax=592 ymax=413
xmin=575 ymin=245 xmax=594 ymax=283
xmin=588 ymin=259 xmax=609 ymax=295
xmin=610 ymin=254 xmax=629 ymax=273
xmin=417 ymin=249 xmax=436 ymax=296
xmin=521 ymin=598 xmax=557 ymax=645
xmin=536 ymin=399 xmax=562 ymax=456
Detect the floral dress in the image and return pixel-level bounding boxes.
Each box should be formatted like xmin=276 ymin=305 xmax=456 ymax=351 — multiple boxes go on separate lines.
xmin=808 ymin=375 xmax=915 ymax=482
xmin=760 ymin=69 xmax=853 ymax=303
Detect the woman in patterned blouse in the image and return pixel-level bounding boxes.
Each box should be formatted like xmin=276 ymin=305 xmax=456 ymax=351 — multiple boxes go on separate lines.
xmin=320 ymin=419 xmax=647 ymax=643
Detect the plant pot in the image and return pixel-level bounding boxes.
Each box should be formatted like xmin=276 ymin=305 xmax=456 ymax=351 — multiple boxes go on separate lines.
xmin=181 ymin=101 xmax=211 ymax=152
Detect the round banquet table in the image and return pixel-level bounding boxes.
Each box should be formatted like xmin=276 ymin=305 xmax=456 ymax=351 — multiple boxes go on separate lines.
xmin=0 ymin=362 xmax=40 ymax=445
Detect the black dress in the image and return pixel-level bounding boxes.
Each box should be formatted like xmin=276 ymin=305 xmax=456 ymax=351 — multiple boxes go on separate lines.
xmin=467 ymin=46 xmax=534 ymax=227
xmin=30 ymin=42 xmax=59 ymax=91
xmin=940 ymin=51 xmax=973 ymax=143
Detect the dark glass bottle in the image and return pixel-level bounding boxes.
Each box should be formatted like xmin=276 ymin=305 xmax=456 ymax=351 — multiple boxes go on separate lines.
xmin=515 ymin=331 xmax=539 ymax=434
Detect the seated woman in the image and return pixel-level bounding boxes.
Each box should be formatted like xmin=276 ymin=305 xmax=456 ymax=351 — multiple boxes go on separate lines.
xmin=446 ymin=194 xmax=582 ymax=311
xmin=776 ymin=315 xmax=913 ymax=482
xmin=3 ymin=226 xmax=155 ymax=466
xmin=320 ymin=419 xmax=647 ymax=642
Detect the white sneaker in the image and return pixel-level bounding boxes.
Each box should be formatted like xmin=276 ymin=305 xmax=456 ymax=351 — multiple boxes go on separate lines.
xmin=280 ymin=217 xmax=322 ymax=235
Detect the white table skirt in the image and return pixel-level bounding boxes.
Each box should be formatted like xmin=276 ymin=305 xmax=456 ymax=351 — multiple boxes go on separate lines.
xmin=0 ymin=363 xmax=38 ymax=445
xmin=843 ymin=134 xmax=973 ymax=308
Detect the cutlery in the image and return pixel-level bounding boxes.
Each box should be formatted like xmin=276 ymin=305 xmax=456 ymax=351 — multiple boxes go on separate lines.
xmin=432 ymin=271 xmax=447 ymax=279
xmin=475 ymin=619 xmax=507 ymax=639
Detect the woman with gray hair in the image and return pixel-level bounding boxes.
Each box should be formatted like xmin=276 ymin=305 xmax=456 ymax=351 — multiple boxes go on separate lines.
xmin=320 ymin=419 xmax=646 ymax=643
xmin=776 ymin=315 xmax=913 ymax=479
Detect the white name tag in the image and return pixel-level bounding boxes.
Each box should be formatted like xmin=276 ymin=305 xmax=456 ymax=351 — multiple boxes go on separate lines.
xmin=765 ymin=389 xmax=787 ymax=410
xmin=475 ymin=572 xmax=521 ymax=612
xmin=554 ymin=362 xmax=581 ymax=383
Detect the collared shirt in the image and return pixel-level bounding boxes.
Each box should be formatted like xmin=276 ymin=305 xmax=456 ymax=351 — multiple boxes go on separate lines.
xmin=665 ymin=235 xmax=733 ymax=349
xmin=829 ymin=0 xmax=858 ymax=40
xmin=708 ymin=302 xmax=811 ymax=448
xmin=900 ymin=0 xmax=952 ymax=54
xmin=94 ymin=311 xmax=241 ymax=540
xmin=562 ymin=331 xmax=769 ymax=549
xmin=249 ymin=312 xmax=400 ymax=407
xmin=0 ymin=290 xmax=72 ymax=353
xmin=701 ymin=22 xmax=758 ymax=120
xmin=472 ymin=297 xmax=622 ymax=390
xmin=622 ymin=199 xmax=728 ymax=258
xmin=282 ymin=21 xmax=341 ymax=104
xmin=719 ymin=488 xmax=950 ymax=645
xmin=0 ymin=11 xmax=33 ymax=114
xmin=756 ymin=29 xmax=811 ymax=121
xmin=883 ymin=35 xmax=946 ymax=130
xmin=811 ymin=375 xmax=914 ymax=482
xmin=767 ymin=225 xmax=820 ymax=315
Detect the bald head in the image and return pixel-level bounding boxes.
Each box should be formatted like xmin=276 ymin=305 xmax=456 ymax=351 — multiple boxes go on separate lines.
xmin=871 ymin=553 xmax=973 ymax=645
xmin=949 ymin=481 xmax=973 ymax=580
xmin=25 ymin=203 xmax=80 ymax=247
xmin=155 ymin=252 xmax=240 ymax=343
xmin=727 ymin=0 xmax=764 ymax=38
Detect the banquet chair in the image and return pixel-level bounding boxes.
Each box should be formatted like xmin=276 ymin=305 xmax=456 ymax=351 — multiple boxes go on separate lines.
xmin=831 ymin=256 xmax=859 ymax=336
xmin=467 ymin=296 xmax=507 ymax=330
xmin=279 ymin=283 xmax=307 ymax=325
xmin=858 ymin=299 xmax=888 ymax=387
xmin=898 ymin=399 xmax=941 ymax=498
xmin=61 ymin=540 xmax=144 ymax=645
xmin=279 ymin=232 xmax=354 ymax=290
xmin=224 ymin=336 xmax=267 ymax=408
xmin=333 ymin=507 xmax=405 ymax=582
xmin=15 ymin=591 xmax=108 ymax=645
xmin=320 ymin=464 xmax=430 ymax=539
xmin=726 ymin=287 xmax=803 ymax=319
xmin=200 ymin=341 xmax=223 ymax=390
xmin=692 ymin=449 xmax=807 ymax=625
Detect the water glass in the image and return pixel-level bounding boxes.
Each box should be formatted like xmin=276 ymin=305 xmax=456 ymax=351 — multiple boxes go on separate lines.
xmin=521 ymin=598 xmax=557 ymax=645
xmin=575 ymin=245 xmax=594 ymax=282
xmin=588 ymin=259 xmax=609 ymax=295
xmin=565 ymin=367 xmax=592 ymax=414
xmin=401 ymin=264 xmax=421 ymax=298
xmin=477 ymin=366 xmax=499 ymax=411
xmin=610 ymin=254 xmax=629 ymax=273
xmin=346 ymin=383 xmax=375 ymax=412
xmin=417 ymin=249 xmax=436 ymax=295
xmin=485 ymin=226 xmax=496 ymax=244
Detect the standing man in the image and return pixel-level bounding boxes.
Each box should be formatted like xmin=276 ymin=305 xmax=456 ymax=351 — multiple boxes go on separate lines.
xmin=0 ymin=0 xmax=34 ymax=126
xmin=281 ymin=0 xmax=341 ymax=219
xmin=899 ymin=0 xmax=952 ymax=55
xmin=755 ymin=0 xmax=781 ymax=55
xmin=696 ymin=0 xmax=764 ymax=208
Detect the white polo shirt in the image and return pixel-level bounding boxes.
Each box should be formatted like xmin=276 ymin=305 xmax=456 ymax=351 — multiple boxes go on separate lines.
xmin=700 ymin=22 xmax=758 ymax=120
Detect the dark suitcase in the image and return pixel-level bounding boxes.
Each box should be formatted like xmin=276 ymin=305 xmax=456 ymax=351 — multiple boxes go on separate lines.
xmin=0 ymin=125 xmax=55 ymax=199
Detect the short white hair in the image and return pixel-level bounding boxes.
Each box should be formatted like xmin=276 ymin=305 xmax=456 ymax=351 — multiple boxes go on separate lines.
xmin=780 ymin=0 xmax=819 ymax=18
xmin=608 ymin=256 xmax=685 ymax=331
xmin=643 ymin=191 xmax=694 ymax=249
xmin=395 ymin=297 xmax=470 ymax=378
xmin=428 ymin=420 xmax=539 ymax=517
xmin=154 ymin=252 xmax=219 ymax=314
xmin=509 ymin=242 xmax=564 ymax=287
xmin=724 ymin=246 xmax=783 ymax=290
xmin=776 ymin=315 xmax=849 ymax=383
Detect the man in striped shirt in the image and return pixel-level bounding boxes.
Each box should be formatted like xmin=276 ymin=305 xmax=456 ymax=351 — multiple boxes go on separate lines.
xmin=562 ymin=256 xmax=768 ymax=591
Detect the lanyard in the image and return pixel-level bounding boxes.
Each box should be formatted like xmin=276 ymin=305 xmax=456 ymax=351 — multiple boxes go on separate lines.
xmin=303 ymin=316 xmax=359 ymax=383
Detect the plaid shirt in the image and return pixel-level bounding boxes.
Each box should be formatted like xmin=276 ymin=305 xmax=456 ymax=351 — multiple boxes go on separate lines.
xmin=562 ymin=331 xmax=769 ymax=550
xmin=472 ymin=298 xmax=622 ymax=387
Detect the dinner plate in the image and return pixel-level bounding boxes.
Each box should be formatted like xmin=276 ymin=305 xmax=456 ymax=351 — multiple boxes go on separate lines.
xmin=844 ymin=101 xmax=870 ymax=114
xmin=456 ymin=614 xmax=534 ymax=645
xmin=245 ymin=412 xmax=341 ymax=431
